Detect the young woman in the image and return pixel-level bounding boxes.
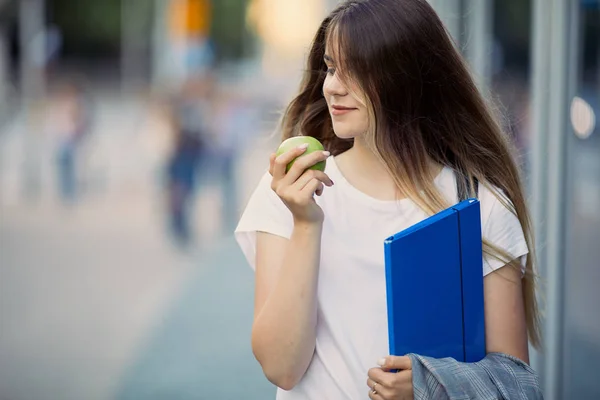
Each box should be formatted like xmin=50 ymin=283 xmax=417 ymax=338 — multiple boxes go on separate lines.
xmin=235 ymin=0 xmax=541 ymax=399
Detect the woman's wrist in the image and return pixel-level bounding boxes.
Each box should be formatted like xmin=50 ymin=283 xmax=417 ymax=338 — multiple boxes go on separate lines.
xmin=293 ymin=219 xmax=324 ymax=234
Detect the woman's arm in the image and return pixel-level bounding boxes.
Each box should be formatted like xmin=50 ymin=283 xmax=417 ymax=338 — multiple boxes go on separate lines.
xmin=484 ymin=260 xmax=530 ymax=363
xmin=250 ymin=147 xmax=332 ymax=390
xmin=252 ymin=223 xmax=322 ymax=390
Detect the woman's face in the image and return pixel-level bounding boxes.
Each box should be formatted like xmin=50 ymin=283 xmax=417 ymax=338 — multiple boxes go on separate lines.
xmin=323 ymin=41 xmax=369 ymax=140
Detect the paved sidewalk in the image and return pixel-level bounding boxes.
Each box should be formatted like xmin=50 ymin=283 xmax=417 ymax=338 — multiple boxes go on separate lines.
xmin=0 ymin=196 xmax=194 ymax=400
xmin=115 ymin=236 xmax=275 ymax=400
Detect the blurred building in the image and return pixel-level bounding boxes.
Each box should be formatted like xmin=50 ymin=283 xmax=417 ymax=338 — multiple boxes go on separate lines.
xmin=434 ymin=2 xmax=600 ymax=400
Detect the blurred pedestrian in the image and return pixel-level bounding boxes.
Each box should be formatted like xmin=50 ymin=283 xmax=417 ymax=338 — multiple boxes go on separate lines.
xmin=209 ymin=87 xmax=257 ymax=231
xmin=165 ymin=76 xmax=211 ymax=245
xmin=53 ymin=81 xmax=93 ymax=204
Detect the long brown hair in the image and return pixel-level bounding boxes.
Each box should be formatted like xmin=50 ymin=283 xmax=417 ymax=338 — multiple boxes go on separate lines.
xmin=280 ymin=0 xmax=541 ymax=348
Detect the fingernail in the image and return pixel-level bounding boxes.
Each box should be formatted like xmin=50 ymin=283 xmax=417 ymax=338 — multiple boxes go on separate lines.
xmin=298 ymin=143 xmax=309 ymax=150
xmin=377 ymin=358 xmax=386 ymax=367
xmin=323 ymin=151 xmax=331 ymax=156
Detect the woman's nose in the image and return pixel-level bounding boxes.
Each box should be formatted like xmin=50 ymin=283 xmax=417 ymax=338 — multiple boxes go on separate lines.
xmin=323 ymin=74 xmax=348 ymax=97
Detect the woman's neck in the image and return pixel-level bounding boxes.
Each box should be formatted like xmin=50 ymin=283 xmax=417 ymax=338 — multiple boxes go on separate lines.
xmin=335 ymin=136 xmax=401 ymax=201
xmin=346 ymin=136 xmax=391 ymax=178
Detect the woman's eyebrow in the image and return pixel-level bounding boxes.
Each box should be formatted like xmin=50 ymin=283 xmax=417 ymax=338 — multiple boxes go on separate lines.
xmin=324 ymin=54 xmax=334 ymax=63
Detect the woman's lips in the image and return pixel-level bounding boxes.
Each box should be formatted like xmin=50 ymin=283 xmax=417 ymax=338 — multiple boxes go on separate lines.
xmin=331 ymin=105 xmax=357 ymax=116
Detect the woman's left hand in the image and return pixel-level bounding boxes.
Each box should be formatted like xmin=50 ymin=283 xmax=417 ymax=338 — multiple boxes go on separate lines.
xmin=367 ymin=356 xmax=413 ymax=400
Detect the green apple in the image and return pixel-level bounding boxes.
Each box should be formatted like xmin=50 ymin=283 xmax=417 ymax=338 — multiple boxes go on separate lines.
xmin=276 ymin=136 xmax=326 ymax=172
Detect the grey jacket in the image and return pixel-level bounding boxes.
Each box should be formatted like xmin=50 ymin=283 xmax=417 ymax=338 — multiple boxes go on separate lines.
xmin=408 ymin=352 xmax=543 ymax=400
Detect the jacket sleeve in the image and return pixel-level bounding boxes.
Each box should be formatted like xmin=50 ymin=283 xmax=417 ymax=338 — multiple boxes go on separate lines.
xmin=408 ymin=352 xmax=543 ymax=400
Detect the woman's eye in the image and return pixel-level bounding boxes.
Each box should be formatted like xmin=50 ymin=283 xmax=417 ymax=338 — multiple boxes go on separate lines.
xmin=326 ymin=68 xmax=335 ymax=76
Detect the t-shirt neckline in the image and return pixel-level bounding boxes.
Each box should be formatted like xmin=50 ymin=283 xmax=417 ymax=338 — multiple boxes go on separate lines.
xmin=327 ymin=156 xmax=451 ymax=212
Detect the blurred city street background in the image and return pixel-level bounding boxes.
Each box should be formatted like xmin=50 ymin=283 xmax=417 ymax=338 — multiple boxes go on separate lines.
xmin=0 ymin=0 xmax=598 ymax=399
xmin=0 ymin=83 xmax=277 ymax=399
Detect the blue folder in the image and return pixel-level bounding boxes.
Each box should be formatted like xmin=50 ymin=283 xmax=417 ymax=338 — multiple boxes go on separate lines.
xmin=383 ymin=199 xmax=486 ymax=362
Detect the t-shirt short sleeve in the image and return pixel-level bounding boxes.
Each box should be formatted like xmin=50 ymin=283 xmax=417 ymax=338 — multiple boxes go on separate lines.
xmin=234 ymin=171 xmax=294 ymax=270
xmin=479 ymin=185 xmax=529 ymax=276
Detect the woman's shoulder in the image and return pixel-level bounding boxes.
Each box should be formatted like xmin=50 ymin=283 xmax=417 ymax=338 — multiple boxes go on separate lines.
xmin=435 ymin=168 xmax=515 ymax=221
xmin=236 ymin=170 xmax=293 ymax=231
xmin=476 ymin=181 xmax=529 ymax=274
xmin=476 ymin=182 xmax=516 ymax=226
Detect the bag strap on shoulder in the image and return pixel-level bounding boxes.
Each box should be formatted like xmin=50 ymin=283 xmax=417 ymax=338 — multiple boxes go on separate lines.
xmin=457 ymin=172 xmax=479 ymax=201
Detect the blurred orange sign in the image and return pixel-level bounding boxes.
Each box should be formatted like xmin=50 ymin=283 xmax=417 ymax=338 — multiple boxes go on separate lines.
xmin=169 ymin=0 xmax=212 ymax=38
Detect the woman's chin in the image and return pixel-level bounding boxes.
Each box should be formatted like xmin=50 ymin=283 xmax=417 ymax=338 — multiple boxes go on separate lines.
xmin=332 ymin=130 xmax=362 ymax=140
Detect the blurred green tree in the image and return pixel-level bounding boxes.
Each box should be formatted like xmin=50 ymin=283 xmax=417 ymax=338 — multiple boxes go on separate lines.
xmin=49 ymin=0 xmax=124 ymax=57
xmin=209 ymin=0 xmax=256 ymax=62
xmin=49 ymin=0 xmax=254 ymax=62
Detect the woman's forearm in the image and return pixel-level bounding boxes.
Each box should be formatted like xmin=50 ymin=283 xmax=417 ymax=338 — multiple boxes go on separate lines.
xmin=251 ymin=221 xmax=322 ymax=390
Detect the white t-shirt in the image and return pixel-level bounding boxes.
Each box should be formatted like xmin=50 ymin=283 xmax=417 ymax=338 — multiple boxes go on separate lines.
xmin=235 ymin=156 xmax=528 ymax=400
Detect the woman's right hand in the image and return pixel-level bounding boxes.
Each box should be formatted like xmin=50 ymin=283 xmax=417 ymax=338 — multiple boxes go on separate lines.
xmin=269 ymin=144 xmax=334 ymax=224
